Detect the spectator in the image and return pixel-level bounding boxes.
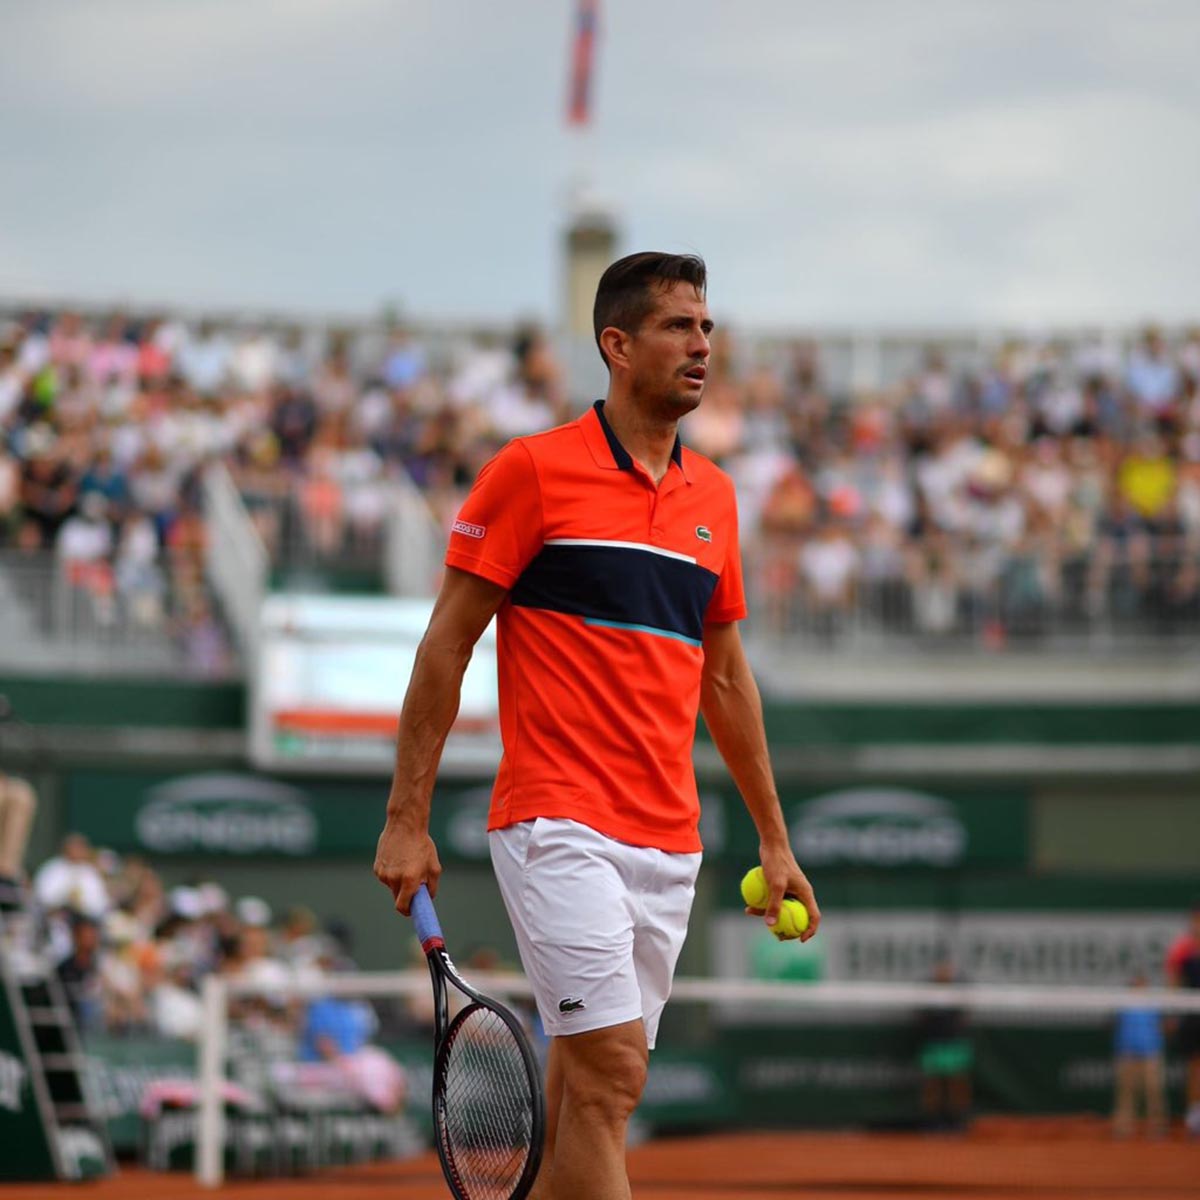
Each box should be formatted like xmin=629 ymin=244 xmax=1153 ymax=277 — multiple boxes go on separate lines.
xmin=140 ymin=942 xmax=204 ymax=1041
xmin=0 ymin=339 xmax=25 ymax=422
xmin=56 ymin=911 xmax=105 ymax=1032
xmin=4 ymin=305 xmax=1199 ymax=655
xmin=1118 ymin=432 xmax=1177 ymax=521
xmin=114 ymin=512 xmax=165 ymax=627
xmin=78 ymin=446 xmax=131 ymax=513
xmin=56 ymin=489 xmax=113 ymax=564
xmin=1126 ymin=328 xmax=1179 ymax=416
xmin=1165 ymin=902 xmax=1200 ymax=1137
xmin=299 ymin=988 xmax=376 ymax=1065
xmin=0 ymin=441 xmax=19 ymax=537
xmin=230 ymin=920 xmax=292 ymax=1005
xmin=799 ymin=521 xmax=859 ymax=626
xmin=917 ymin=959 xmax=972 ymax=1132
xmin=19 ymin=442 xmax=78 ymax=548
xmin=290 ymin=945 xmax=408 ymax=1113
xmin=56 ymin=492 xmax=116 ymax=621
xmin=484 ymin=327 xmax=565 ymax=440
xmin=177 ymin=321 xmax=230 ymax=395
xmin=278 ymin=906 xmax=323 ymax=975
xmin=100 ymin=910 xmax=149 ymax=1032
xmin=381 ymin=325 xmax=427 ymax=392
xmin=1112 ymin=973 xmax=1167 ymax=1139
xmin=34 ymin=833 xmax=110 ymax=920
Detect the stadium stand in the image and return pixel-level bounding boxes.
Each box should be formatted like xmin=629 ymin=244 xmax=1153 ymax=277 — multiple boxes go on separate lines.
xmin=2 ymin=308 xmax=1198 ymax=678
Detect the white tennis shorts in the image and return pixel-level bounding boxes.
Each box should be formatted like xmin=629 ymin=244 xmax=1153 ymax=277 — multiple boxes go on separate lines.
xmin=489 ymin=817 xmax=700 ymax=1048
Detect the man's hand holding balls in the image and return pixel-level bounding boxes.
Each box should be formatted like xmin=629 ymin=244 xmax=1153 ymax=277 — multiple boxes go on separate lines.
xmin=740 ymin=862 xmax=820 ymax=942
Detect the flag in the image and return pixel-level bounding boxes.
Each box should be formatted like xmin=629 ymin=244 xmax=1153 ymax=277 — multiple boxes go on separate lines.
xmin=567 ymin=0 xmax=599 ymax=127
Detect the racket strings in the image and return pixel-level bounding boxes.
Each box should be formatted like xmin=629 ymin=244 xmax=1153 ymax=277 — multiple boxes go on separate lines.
xmin=439 ymin=1005 xmax=536 ymax=1199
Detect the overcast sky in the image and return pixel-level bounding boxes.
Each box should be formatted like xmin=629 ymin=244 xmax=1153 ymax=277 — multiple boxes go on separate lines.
xmin=2 ymin=0 xmax=1198 ymax=328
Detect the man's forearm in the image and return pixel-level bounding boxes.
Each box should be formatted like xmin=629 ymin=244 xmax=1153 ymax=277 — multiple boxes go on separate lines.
xmin=700 ymin=658 xmax=788 ymax=847
xmin=385 ymin=636 xmax=472 ymax=826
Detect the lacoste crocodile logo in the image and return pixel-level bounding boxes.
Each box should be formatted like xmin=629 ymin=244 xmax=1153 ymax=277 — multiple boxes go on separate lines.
xmin=558 ymin=997 xmax=587 ymax=1013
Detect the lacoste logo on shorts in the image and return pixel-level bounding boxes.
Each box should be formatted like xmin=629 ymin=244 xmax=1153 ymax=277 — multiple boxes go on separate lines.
xmin=558 ymin=997 xmax=587 ymax=1014
xmin=695 ymin=525 xmax=712 ymax=542
xmin=452 ymin=519 xmax=486 ymax=539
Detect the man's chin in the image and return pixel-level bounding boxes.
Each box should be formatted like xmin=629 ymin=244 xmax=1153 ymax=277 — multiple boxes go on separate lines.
xmin=661 ymin=388 xmax=704 ymax=420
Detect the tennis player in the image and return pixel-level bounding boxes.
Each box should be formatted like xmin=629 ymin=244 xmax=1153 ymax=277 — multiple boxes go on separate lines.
xmin=375 ymin=252 xmax=820 ymax=1200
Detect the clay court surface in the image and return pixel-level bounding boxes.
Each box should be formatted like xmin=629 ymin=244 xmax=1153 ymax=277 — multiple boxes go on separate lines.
xmin=2 ymin=1122 xmax=1197 ymax=1200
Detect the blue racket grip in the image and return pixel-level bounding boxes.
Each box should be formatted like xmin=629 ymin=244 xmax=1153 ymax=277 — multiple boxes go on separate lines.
xmin=410 ymin=884 xmax=444 ymax=947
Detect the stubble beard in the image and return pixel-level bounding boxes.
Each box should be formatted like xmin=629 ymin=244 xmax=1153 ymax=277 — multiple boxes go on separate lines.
xmin=651 ymin=377 xmax=704 ymax=424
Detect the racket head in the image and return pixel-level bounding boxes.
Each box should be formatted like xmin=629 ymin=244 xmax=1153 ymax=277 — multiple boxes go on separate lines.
xmin=432 ymin=994 xmax=545 ymax=1200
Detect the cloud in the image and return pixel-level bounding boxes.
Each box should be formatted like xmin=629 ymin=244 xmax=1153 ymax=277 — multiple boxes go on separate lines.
xmin=1 ymin=0 xmax=1197 ymax=324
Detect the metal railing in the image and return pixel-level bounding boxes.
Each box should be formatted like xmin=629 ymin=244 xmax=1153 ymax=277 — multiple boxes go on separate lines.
xmin=2 ymin=531 xmax=1194 ymax=681
xmin=742 ymin=538 xmax=1200 ymax=652
xmin=383 ymin=474 xmax=443 ymax=598
xmin=225 ymin=469 xmax=442 ymax=598
xmin=0 ymin=551 xmax=236 ymax=678
xmin=202 ymin=465 xmax=269 ymax=661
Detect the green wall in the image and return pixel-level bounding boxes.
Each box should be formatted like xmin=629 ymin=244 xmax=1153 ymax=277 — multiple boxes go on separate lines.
xmin=4 ymin=671 xmax=1196 ymax=745
xmin=2 ymin=671 xmax=1196 ymax=974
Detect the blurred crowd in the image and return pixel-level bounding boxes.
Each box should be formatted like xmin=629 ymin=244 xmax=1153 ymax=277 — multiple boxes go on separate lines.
xmin=2 ymin=307 xmax=1199 ymax=653
xmin=13 ymin=831 xmax=415 ymax=1112
xmin=0 ymin=309 xmax=568 ymax=668
xmin=701 ymin=328 xmax=1200 ymax=643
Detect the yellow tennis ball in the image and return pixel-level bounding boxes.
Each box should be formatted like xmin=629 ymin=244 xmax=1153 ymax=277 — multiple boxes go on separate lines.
xmin=768 ymin=898 xmax=810 ymax=941
xmin=740 ymin=866 xmax=770 ymax=909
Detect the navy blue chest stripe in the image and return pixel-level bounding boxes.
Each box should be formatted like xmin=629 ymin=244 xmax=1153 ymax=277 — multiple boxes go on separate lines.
xmin=510 ymin=544 xmax=718 ymax=643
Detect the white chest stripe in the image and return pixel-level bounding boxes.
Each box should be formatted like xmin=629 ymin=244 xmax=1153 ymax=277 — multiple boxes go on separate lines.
xmin=544 ymin=538 xmax=698 ymax=565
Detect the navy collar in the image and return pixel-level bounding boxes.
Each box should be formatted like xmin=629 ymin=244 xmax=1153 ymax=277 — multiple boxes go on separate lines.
xmin=592 ymin=400 xmax=684 ymax=473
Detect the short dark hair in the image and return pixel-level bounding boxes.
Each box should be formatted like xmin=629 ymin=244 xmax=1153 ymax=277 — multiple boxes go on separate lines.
xmin=593 ymin=252 xmax=707 ymax=368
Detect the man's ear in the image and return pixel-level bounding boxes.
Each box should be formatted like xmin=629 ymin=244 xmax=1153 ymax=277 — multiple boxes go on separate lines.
xmin=599 ymin=326 xmax=630 ymax=372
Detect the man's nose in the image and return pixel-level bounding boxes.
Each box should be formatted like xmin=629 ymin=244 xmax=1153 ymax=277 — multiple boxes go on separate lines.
xmin=687 ymin=328 xmax=710 ymax=359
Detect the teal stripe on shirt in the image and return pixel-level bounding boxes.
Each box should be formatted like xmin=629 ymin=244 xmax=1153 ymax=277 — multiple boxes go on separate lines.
xmin=583 ymin=617 xmax=703 ymax=647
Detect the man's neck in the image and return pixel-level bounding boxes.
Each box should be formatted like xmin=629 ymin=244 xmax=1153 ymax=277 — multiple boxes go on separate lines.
xmin=602 ymin=394 xmax=677 ymax=485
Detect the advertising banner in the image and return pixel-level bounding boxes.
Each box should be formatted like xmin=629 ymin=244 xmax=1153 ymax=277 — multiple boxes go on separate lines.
xmin=711 ymin=910 xmax=1182 ymax=1024
xmin=251 ymin=595 xmax=500 ymax=773
xmin=718 ymin=785 xmax=1029 ymax=870
xmin=65 ymin=771 xmax=1028 ymax=870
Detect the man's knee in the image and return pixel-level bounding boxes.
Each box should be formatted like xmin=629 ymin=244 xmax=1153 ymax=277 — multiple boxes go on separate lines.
xmin=558 ymin=1024 xmax=648 ymax=1121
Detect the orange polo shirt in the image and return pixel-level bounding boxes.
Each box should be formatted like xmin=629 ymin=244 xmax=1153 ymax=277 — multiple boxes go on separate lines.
xmin=445 ymin=400 xmax=747 ymax=852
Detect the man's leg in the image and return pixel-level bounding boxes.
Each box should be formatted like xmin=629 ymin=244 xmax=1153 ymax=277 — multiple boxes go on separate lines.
xmin=0 ymin=777 xmax=36 ymax=880
xmin=947 ymin=1069 xmax=971 ymax=1127
xmin=1143 ymin=1055 xmax=1167 ymax=1137
xmin=528 ymin=1039 xmax=563 ymax=1200
xmin=538 ymin=1018 xmax=647 ymax=1200
xmin=1113 ymin=1056 xmax=1136 ymax=1137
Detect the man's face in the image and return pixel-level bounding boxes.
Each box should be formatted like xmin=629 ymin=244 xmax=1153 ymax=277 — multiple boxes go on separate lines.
xmin=63 ymin=835 xmax=90 ymax=863
xmin=73 ymin=921 xmax=100 ymax=954
xmin=241 ymin=925 xmax=269 ymax=960
xmin=621 ymin=283 xmax=713 ymax=420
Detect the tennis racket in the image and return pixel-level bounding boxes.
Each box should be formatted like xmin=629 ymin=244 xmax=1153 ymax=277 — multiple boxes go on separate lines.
xmin=410 ymin=884 xmax=545 ymax=1200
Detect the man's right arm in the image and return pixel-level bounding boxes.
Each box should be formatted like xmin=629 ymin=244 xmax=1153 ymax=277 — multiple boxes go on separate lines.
xmin=372 ymin=566 xmax=508 ymax=915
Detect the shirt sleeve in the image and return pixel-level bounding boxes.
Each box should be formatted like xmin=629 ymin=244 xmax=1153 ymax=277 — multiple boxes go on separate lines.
xmin=705 ymin=482 xmax=749 ymax=624
xmin=445 ymin=439 xmax=544 ymax=588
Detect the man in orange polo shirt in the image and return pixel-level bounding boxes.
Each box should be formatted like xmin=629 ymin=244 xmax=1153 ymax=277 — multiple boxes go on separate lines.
xmin=375 ymin=252 xmax=819 ymax=1200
